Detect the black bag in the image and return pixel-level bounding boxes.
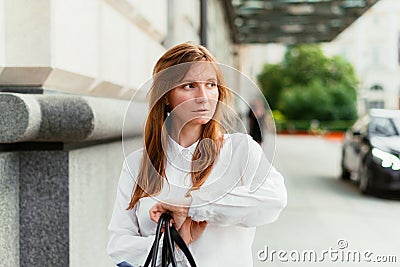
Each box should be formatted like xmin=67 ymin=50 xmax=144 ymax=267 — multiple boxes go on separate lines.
xmin=143 ymin=213 xmax=197 ymax=267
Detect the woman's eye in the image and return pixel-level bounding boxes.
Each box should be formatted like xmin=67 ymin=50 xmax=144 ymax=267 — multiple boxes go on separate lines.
xmin=207 ymin=82 xmax=217 ymax=88
xmin=183 ymin=83 xmax=195 ymax=89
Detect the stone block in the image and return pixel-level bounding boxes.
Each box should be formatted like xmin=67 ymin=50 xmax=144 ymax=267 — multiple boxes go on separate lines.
xmin=0 ymin=153 xmax=19 ymax=266
xmin=19 ymin=151 xmax=69 ymax=266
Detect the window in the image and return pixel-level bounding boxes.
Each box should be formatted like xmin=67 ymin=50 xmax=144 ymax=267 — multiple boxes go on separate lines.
xmin=370 ymin=84 xmax=384 ymax=91
xmin=368 ymin=100 xmax=385 ymax=109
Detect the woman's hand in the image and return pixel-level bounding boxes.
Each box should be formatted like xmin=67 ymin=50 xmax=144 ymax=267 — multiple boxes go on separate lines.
xmin=179 ymin=217 xmax=208 ymax=244
xmin=149 ymin=198 xmax=192 ymax=230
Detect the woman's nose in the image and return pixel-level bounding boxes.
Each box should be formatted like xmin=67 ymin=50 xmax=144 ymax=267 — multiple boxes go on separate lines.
xmin=195 ymin=83 xmax=208 ymax=103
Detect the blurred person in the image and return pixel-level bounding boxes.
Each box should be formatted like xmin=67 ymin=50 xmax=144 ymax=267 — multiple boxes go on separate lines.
xmin=248 ymin=98 xmax=266 ymax=145
xmin=107 ymin=42 xmax=287 ymax=267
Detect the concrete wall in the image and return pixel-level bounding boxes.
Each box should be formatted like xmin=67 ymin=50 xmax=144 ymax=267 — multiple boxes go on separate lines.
xmin=207 ymin=0 xmax=237 ymax=66
xmin=0 ymin=0 xmax=236 ymax=100
xmin=69 ymin=138 xmax=142 ymax=267
xmin=0 ymin=0 xmax=166 ymax=99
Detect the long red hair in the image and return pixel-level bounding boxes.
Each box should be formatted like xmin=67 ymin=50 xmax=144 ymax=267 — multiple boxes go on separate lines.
xmin=127 ymin=42 xmax=232 ymax=209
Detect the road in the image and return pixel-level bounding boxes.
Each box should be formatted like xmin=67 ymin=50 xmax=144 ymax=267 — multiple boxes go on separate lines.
xmin=252 ymin=135 xmax=400 ymax=266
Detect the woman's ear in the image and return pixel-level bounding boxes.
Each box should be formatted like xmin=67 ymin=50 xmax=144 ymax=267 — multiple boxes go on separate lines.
xmin=164 ymin=95 xmax=172 ymax=114
xmin=164 ymin=93 xmax=171 ymax=105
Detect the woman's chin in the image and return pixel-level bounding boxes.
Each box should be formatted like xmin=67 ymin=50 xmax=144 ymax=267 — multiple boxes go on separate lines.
xmin=191 ymin=117 xmax=212 ymax=125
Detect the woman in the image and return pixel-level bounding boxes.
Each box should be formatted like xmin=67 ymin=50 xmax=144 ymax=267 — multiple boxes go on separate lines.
xmin=107 ymin=42 xmax=287 ymax=267
xmin=248 ymin=98 xmax=267 ymax=145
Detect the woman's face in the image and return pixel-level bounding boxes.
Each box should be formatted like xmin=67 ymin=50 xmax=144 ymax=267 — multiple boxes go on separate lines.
xmin=166 ymin=62 xmax=219 ymax=128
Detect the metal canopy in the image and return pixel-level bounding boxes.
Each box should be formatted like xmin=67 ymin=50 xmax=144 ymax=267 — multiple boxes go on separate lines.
xmin=222 ymin=0 xmax=380 ymax=44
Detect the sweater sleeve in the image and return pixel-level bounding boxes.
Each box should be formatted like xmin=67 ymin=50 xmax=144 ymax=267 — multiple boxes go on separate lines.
xmin=188 ymin=135 xmax=287 ymax=227
xmin=107 ymin=159 xmax=156 ymax=266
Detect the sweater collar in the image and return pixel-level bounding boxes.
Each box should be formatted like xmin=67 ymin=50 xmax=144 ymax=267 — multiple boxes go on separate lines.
xmin=166 ymin=134 xmax=199 ymax=162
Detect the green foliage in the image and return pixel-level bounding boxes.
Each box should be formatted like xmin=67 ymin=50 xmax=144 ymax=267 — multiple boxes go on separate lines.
xmin=279 ymin=79 xmax=332 ymax=120
xmin=257 ymin=44 xmax=358 ymax=122
xmin=271 ymin=110 xmax=286 ymax=123
xmin=257 ymin=64 xmax=284 ymax=110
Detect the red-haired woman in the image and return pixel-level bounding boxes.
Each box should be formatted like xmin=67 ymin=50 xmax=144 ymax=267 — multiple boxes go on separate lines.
xmin=107 ymin=42 xmax=287 ymax=267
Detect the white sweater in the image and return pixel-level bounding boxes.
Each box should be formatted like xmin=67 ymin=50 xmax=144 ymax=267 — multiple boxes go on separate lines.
xmin=107 ymin=133 xmax=287 ymax=267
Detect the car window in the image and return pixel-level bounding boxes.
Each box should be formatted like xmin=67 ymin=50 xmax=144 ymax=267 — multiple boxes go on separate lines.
xmin=393 ymin=118 xmax=400 ymax=135
xmin=369 ymin=117 xmax=397 ymax=137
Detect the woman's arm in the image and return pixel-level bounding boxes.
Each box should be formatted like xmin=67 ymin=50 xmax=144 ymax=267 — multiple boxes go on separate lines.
xmin=187 ymin=135 xmax=287 ymax=227
xmin=150 ymin=199 xmax=207 ymax=245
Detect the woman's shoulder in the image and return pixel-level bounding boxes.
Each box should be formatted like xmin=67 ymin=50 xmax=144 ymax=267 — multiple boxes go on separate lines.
xmin=223 ymin=132 xmax=262 ymax=153
xmin=125 ymin=147 xmax=144 ymax=162
xmin=224 ymin=132 xmax=254 ymax=144
xmin=123 ymin=147 xmax=144 ymax=173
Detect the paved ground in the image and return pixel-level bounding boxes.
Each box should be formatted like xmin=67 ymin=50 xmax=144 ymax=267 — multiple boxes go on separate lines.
xmin=252 ymin=135 xmax=400 ymax=267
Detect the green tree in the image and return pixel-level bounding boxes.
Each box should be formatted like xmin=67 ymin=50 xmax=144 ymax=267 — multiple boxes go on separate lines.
xmin=256 ymin=64 xmax=285 ymax=110
xmin=279 ymin=79 xmax=333 ymax=121
xmin=257 ymin=45 xmax=358 ymax=121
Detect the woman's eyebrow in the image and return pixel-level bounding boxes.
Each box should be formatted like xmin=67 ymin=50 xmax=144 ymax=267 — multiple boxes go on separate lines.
xmin=180 ymin=78 xmax=217 ymax=83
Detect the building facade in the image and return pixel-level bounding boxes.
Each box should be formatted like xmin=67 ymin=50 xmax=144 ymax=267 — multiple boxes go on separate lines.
xmin=323 ymin=0 xmax=400 ymax=113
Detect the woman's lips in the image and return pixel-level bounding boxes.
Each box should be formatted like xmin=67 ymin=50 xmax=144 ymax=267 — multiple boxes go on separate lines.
xmin=193 ymin=109 xmax=210 ymax=114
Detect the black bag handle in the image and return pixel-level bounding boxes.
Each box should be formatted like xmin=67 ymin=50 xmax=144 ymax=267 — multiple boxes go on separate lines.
xmin=143 ymin=213 xmax=197 ymax=267
xmin=163 ymin=215 xmax=177 ymax=267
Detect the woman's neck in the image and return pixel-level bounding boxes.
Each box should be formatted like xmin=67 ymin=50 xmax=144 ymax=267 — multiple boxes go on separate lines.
xmin=170 ymin=122 xmax=202 ymax=148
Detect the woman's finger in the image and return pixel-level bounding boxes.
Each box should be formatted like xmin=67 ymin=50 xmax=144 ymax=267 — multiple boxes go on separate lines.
xmin=149 ymin=205 xmax=164 ymax=223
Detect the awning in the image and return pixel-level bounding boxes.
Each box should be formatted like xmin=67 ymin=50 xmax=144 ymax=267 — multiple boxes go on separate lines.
xmin=222 ymin=0 xmax=380 ymax=44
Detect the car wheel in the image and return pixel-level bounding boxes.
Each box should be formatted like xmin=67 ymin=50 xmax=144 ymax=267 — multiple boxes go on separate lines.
xmin=359 ymin=158 xmax=373 ymax=194
xmin=341 ymin=150 xmax=350 ymax=180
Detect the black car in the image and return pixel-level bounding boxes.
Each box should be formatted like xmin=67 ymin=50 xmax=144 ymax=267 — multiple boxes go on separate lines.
xmin=341 ymin=109 xmax=400 ymax=194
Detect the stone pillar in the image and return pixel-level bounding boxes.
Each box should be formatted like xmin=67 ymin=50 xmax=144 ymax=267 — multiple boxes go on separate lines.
xmin=19 ymin=151 xmax=69 ymax=266
xmin=0 ymin=153 xmax=19 ymax=266
xmin=0 ymin=92 xmax=145 ymax=266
